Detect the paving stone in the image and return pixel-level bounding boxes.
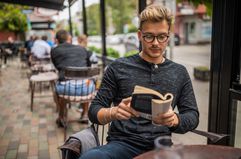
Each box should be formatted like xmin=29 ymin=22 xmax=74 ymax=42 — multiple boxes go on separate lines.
xmin=18 ymin=144 xmax=28 ymax=153
xmin=39 ymin=141 xmax=49 ymax=150
xmin=8 ymin=141 xmax=19 ymax=150
xmin=5 ymin=149 xmax=17 ymax=159
xmin=38 ymin=150 xmax=50 ymax=159
xmin=17 ymin=152 xmax=28 ymax=159
xmin=0 ymin=146 xmax=7 ymax=156
xmin=28 ymin=147 xmax=38 ymax=156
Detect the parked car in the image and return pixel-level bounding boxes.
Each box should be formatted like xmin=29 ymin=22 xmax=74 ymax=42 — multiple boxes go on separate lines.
xmin=174 ymin=33 xmax=180 ymax=46
xmin=123 ymin=33 xmax=139 ymax=52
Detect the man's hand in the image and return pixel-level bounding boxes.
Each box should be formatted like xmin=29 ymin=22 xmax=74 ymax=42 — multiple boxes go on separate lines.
xmin=152 ymin=108 xmax=179 ymax=127
xmin=112 ymin=97 xmax=139 ymax=120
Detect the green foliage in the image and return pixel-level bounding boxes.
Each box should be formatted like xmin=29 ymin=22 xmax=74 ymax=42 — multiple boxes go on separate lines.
xmin=124 ymin=50 xmax=138 ymax=57
xmin=194 ymin=66 xmax=209 ymax=71
xmin=86 ymin=4 xmax=101 ymax=35
xmin=88 ymin=46 xmax=120 ymax=58
xmin=0 ymin=3 xmax=28 ymax=33
xmin=107 ymin=47 xmax=120 ymax=58
xmin=88 ymin=46 xmax=102 ymax=54
xmin=85 ymin=0 xmax=136 ymax=35
xmin=128 ymin=24 xmax=138 ymax=33
xmin=106 ymin=0 xmax=136 ymax=34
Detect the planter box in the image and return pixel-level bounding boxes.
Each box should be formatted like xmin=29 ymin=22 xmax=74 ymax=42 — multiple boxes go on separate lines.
xmin=194 ymin=67 xmax=210 ymax=81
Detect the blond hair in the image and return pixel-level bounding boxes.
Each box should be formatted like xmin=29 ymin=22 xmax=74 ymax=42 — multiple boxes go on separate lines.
xmin=77 ymin=34 xmax=88 ymax=47
xmin=139 ymin=4 xmax=174 ymax=31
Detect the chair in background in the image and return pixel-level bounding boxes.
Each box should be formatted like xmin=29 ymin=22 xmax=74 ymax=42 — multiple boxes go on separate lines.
xmin=29 ymin=58 xmax=58 ymax=111
xmin=29 ymin=71 xmax=58 ymax=111
xmin=55 ymin=66 xmax=101 ymax=140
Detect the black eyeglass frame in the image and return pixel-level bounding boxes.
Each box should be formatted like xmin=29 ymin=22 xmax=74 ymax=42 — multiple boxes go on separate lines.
xmin=141 ymin=32 xmax=170 ymax=43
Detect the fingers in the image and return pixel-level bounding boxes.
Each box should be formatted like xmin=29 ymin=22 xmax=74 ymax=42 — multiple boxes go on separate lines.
xmin=114 ymin=97 xmax=139 ymax=120
xmin=122 ymin=97 xmax=132 ymax=105
xmin=152 ymin=109 xmax=175 ymax=126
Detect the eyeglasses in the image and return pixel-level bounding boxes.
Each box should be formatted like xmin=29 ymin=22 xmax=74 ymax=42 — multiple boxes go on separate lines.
xmin=142 ymin=32 xmax=169 ymax=43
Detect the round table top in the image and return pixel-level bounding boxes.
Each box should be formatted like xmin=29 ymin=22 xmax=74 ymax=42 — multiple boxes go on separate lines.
xmin=30 ymin=72 xmax=58 ymax=82
xmin=134 ymin=145 xmax=241 ymax=159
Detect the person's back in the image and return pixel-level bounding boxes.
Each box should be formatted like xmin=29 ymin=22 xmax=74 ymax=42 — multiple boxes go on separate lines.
xmin=51 ymin=33 xmax=91 ymax=81
xmin=52 ymin=29 xmax=93 ymax=124
xmin=31 ymin=36 xmax=51 ymax=59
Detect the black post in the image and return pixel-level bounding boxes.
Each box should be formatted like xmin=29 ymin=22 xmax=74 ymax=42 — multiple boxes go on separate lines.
xmin=100 ymin=0 xmax=107 ymax=69
xmin=138 ymin=0 xmax=146 ymax=51
xmin=208 ymin=0 xmax=240 ymax=145
xmin=82 ymin=0 xmax=88 ymax=35
xmin=138 ymin=0 xmax=146 ymax=14
xmin=68 ymin=0 xmax=73 ymax=36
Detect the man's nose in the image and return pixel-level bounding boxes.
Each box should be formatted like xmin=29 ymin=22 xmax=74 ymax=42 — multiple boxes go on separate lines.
xmin=152 ymin=37 xmax=159 ymax=45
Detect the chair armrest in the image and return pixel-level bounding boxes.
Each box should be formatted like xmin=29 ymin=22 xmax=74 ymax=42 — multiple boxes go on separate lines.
xmin=191 ymin=129 xmax=229 ymax=143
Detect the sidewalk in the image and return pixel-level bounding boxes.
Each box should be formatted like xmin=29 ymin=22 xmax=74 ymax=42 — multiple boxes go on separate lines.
xmin=0 ymin=59 xmax=88 ymax=159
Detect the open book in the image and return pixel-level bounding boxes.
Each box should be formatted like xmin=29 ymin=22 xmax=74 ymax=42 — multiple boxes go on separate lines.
xmin=131 ymin=85 xmax=173 ymax=120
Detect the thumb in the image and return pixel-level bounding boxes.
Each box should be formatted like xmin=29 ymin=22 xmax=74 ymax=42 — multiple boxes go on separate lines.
xmin=122 ymin=97 xmax=132 ymax=105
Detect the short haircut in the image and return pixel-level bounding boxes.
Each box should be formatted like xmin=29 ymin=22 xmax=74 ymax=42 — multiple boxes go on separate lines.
xmin=55 ymin=30 xmax=70 ymax=44
xmin=41 ymin=35 xmax=48 ymax=41
xmin=77 ymin=34 xmax=87 ymax=42
xmin=139 ymin=4 xmax=174 ymax=31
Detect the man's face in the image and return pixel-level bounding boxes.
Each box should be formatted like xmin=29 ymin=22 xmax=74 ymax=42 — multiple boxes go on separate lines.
xmin=138 ymin=20 xmax=169 ymax=62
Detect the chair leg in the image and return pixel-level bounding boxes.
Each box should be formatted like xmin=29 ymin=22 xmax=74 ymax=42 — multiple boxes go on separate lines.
xmin=30 ymin=81 xmax=35 ymax=111
xmin=50 ymin=81 xmax=59 ymax=112
xmin=63 ymin=102 xmax=68 ymax=140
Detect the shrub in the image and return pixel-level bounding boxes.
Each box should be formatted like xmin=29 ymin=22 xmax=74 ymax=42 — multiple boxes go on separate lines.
xmin=124 ymin=50 xmax=138 ymax=57
xmin=107 ymin=48 xmax=120 ymax=58
xmin=88 ymin=46 xmax=101 ymax=54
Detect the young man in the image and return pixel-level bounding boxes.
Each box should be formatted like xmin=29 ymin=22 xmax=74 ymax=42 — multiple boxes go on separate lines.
xmin=51 ymin=30 xmax=95 ymax=123
xmin=80 ymin=4 xmax=199 ymax=159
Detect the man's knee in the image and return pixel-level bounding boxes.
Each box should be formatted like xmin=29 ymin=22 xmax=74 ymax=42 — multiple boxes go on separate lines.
xmin=79 ymin=148 xmax=109 ymax=159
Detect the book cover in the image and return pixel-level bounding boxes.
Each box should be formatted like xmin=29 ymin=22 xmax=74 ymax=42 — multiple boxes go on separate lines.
xmin=131 ymin=85 xmax=173 ymax=120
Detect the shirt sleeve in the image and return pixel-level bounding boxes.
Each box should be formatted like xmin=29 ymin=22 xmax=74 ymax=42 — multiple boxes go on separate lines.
xmin=170 ymin=68 xmax=199 ymax=133
xmin=88 ymin=64 xmax=118 ymax=124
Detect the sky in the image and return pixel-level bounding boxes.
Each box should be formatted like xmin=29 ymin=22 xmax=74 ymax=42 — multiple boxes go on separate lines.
xmin=53 ymin=0 xmax=99 ymax=21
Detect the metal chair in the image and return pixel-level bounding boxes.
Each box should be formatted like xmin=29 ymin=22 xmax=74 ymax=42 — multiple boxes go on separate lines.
xmin=55 ymin=66 xmax=101 ymax=140
xmin=29 ymin=71 xmax=58 ymax=111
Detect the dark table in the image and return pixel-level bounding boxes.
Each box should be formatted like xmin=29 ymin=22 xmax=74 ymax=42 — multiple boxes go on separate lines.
xmin=134 ymin=145 xmax=241 ymax=159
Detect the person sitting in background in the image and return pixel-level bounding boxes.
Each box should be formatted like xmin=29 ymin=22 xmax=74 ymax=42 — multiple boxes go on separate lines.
xmin=77 ymin=34 xmax=98 ymax=65
xmin=51 ymin=30 xmax=96 ymax=124
xmin=25 ymin=35 xmax=35 ymax=64
xmin=30 ymin=35 xmax=51 ymax=61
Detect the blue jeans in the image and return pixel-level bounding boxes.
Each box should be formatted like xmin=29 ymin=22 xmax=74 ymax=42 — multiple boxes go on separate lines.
xmin=79 ymin=141 xmax=145 ymax=159
xmin=56 ymin=79 xmax=95 ymax=96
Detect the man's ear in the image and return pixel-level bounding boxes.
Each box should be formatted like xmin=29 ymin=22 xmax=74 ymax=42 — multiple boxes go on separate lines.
xmin=137 ymin=30 xmax=142 ymax=41
xmin=55 ymin=39 xmax=59 ymax=45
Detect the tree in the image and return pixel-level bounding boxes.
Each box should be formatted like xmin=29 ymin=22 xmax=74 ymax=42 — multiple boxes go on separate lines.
xmin=86 ymin=4 xmax=101 ymax=35
xmin=177 ymin=0 xmax=212 ymax=15
xmin=106 ymin=0 xmax=136 ymax=34
xmin=85 ymin=0 xmax=137 ymax=35
xmin=0 ymin=3 xmax=28 ymax=34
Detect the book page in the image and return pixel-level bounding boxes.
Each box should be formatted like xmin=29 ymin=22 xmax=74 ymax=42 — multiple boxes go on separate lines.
xmin=133 ymin=85 xmax=165 ymax=99
xmin=152 ymin=93 xmax=173 ymax=115
xmin=131 ymin=85 xmax=174 ymax=122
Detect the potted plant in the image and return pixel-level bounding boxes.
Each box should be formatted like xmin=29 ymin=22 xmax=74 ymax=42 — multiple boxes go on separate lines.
xmin=193 ymin=66 xmax=210 ymax=81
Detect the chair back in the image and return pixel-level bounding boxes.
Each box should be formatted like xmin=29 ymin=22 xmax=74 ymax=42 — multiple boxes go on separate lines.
xmin=58 ymin=66 xmax=101 ymax=103
xmin=64 ymin=66 xmax=100 ymax=80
